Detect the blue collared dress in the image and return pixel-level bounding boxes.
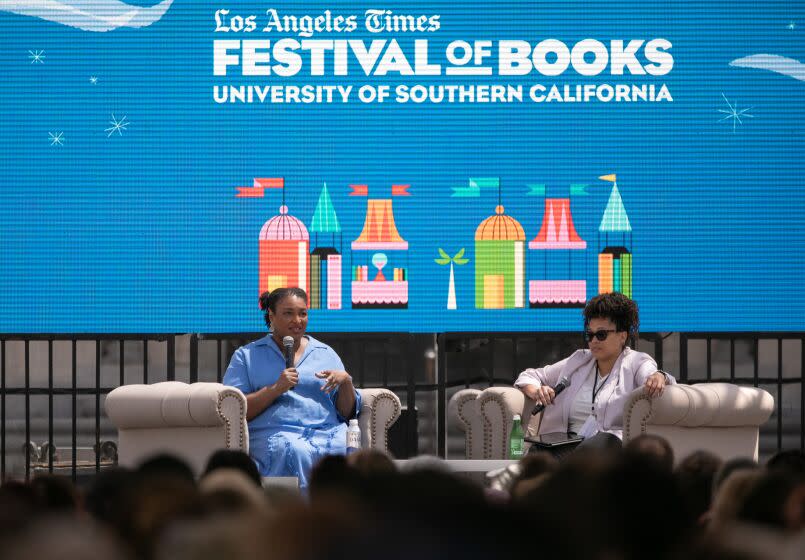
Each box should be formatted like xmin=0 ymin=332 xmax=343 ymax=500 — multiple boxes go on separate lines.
xmin=223 ymin=334 xmax=361 ymax=489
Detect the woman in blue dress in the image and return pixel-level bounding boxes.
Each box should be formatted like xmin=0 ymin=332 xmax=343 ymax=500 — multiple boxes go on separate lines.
xmin=223 ymin=287 xmax=360 ymax=489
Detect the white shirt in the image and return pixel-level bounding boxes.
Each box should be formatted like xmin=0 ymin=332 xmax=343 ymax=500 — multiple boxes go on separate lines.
xmin=568 ymin=364 xmax=595 ymax=434
xmin=568 ymin=364 xmax=615 ymax=434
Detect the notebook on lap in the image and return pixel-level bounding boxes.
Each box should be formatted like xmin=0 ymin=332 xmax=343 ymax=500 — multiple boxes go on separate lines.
xmin=525 ymin=432 xmax=584 ymax=448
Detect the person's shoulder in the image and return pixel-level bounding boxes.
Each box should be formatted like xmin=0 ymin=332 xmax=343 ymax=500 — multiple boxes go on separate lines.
xmin=305 ymin=336 xmax=343 ymax=362
xmin=622 ymin=347 xmax=652 ymax=359
xmin=305 ymin=335 xmax=332 ymax=352
xmin=239 ymin=335 xmax=273 ymax=353
xmin=566 ymin=349 xmax=593 ymax=363
xmin=621 ymin=347 xmax=655 ymax=365
xmin=556 ymin=349 xmax=593 ymax=373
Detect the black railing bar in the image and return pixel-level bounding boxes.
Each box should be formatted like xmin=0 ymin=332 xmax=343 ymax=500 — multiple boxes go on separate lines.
xmin=217 ymin=340 xmax=223 ymax=382
xmin=777 ymin=338 xmax=783 ymax=452
xmin=458 ymin=339 xmax=469 ymax=388
xmin=680 ymin=333 xmax=688 ymax=383
xmin=95 ymin=340 xmax=101 ymax=473
xmin=655 ymin=335 xmax=664 ymax=370
xmin=405 ymin=335 xmax=416 ymax=448
xmin=436 ymin=334 xmax=446 ymax=458
xmin=801 ymin=336 xmax=804 ymax=451
xmin=143 ymin=339 xmax=149 ymax=385
xmin=357 ymin=338 xmax=365 ymax=389
xmin=730 ymin=339 xmax=736 ymax=384
xmin=381 ymin=339 xmax=389 ymax=388
xmin=167 ymin=336 xmax=175 ymax=382
xmin=72 ymin=340 xmax=77 ymax=481
xmin=1 ymin=339 xmax=5 ymax=479
xmin=488 ymin=336 xmax=496 ymax=388
xmin=189 ymin=335 xmax=198 ymax=384
xmin=25 ymin=340 xmax=30 ymax=481
xmin=48 ymin=340 xmax=53 ymax=473
xmin=119 ymin=339 xmax=124 ymax=387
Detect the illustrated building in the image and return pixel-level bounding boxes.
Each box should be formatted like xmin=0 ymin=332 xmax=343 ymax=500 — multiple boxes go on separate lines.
xmin=474 ymin=205 xmax=525 ymax=309
xmin=529 ymin=198 xmax=587 ymax=307
xmin=309 ymin=183 xmax=343 ymax=310
xmin=598 ymin=180 xmax=632 ymax=297
xmin=351 ymin=197 xmax=409 ymax=308
xmin=258 ymin=205 xmax=310 ymax=296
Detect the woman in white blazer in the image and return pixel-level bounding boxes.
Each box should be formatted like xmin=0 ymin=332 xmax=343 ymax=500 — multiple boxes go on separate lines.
xmin=514 ymin=292 xmax=674 ymax=452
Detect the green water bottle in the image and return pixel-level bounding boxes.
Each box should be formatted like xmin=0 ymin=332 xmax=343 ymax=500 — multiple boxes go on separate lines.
xmin=509 ymin=414 xmax=524 ymax=459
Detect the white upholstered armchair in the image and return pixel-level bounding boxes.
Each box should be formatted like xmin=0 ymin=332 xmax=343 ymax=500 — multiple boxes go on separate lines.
xmin=105 ymin=382 xmax=402 ymax=475
xmin=623 ymin=383 xmax=774 ymax=461
xmin=465 ymin=383 xmax=773 ymax=462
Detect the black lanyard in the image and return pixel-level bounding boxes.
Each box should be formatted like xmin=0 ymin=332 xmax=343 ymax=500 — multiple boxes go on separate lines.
xmin=592 ymin=363 xmax=612 ymax=406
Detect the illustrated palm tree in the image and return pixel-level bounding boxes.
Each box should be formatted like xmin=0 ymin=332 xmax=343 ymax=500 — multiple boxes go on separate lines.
xmin=435 ymin=248 xmax=469 ymax=309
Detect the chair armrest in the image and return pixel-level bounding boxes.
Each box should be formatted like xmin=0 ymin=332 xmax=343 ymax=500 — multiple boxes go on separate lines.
xmin=358 ymin=388 xmax=401 ymax=453
xmin=448 ymin=389 xmax=482 ymax=459
xmin=105 ymin=382 xmax=248 ymax=451
xmin=478 ymin=387 xmax=526 ymax=459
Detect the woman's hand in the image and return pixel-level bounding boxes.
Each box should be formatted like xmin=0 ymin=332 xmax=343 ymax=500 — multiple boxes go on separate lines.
xmin=644 ymin=371 xmax=666 ymax=398
xmin=530 ymin=385 xmax=556 ymax=408
xmin=316 ymin=370 xmax=352 ymax=394
xmin=274 ymin=367 xmax=299 ymax=393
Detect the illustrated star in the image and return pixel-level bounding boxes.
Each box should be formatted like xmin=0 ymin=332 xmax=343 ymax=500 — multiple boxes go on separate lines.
xmin=787 ymin=22 xmax=796 ymax=31
xmin=90 ymin=76 xmax=98 ymax=85
xmin=48 ymin=132 xmax=64 ymax=146
xmin=718 ymin=93 xmax=754 ymax=133
xmin=105 ymin=114 xmax=129 ymax=137
xmin=28 ymin=50 xmax=45 ymax=64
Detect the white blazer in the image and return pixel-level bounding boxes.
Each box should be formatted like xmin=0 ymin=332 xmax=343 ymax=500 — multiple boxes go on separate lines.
xmin=514 ymin=347 xmax=675 ymax=439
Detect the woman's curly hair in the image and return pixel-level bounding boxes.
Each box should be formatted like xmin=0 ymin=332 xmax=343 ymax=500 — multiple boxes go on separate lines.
xmin=583 ymin=292 xmax=640 ymax=336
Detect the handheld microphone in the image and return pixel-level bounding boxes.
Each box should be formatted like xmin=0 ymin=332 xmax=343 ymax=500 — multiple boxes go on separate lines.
xmin=282 ymin=336 xmax=295 ymax=389
xmin=531 ymin=376 xmax=570 ymax=415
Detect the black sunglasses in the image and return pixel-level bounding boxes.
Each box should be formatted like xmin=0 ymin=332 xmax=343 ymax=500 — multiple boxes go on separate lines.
xmin=583 ymin=329 xmax=618 ymax=342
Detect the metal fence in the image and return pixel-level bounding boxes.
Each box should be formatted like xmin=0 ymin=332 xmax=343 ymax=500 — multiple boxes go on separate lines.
xmin=1 ymin=332 xmax=802 ymax=480
xmin=677 ymin=333 xmax=804 ymax=452
xmin=0 ymin=335 xmax=175 ymax=481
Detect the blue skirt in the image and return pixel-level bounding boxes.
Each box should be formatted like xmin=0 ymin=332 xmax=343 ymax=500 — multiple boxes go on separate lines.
xmin=249 ymin=424 xmax=347 ymax=489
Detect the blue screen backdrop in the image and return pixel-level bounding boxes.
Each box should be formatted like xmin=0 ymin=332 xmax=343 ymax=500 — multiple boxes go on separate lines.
xmin=0 ymin=1 xmax=803 ymax=332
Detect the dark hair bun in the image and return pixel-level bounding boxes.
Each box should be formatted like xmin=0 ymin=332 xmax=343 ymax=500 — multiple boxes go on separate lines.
xmin=259 ymin=291 xmax=271 ymax=312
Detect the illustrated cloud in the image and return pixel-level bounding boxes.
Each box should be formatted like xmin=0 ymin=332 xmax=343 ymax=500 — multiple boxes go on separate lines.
xmin=0 ymin=0 xmax=173 ymax=32
xmin=729 ymin=54 xmax=805 ymax=82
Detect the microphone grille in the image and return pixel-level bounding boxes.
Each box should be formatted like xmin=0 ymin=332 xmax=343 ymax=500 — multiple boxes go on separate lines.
xmin=559 ymin=376 xmax=570 ymax=387
xmin=282 ymin=336 xmax=294 ymax=348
